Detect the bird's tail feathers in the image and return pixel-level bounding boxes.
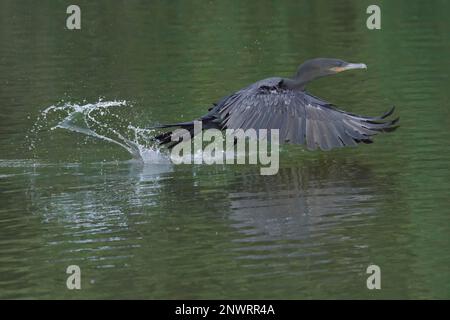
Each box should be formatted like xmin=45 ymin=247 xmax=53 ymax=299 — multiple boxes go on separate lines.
xmin=148 ymin=121 xmax=195 ymax=129
xmin=152 ymin=122 xmax=196 ymax=147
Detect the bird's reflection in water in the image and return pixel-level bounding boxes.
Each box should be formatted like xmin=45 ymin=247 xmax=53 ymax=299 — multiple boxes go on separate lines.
xmin=21 ymin=156 xmax=392 ymax=283
xmin=225 ymin=157 xmax=385 ymax=264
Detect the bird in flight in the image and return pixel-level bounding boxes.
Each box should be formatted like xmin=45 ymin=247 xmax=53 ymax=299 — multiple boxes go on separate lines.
xmin=154 ymin=58 xmax=399 ymax=151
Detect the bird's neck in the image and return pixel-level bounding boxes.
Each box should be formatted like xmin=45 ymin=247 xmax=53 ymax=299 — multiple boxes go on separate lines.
xmin=283 ymin=69 xmax=328 ymax=91
xmin=282 ymin=78 xmax=308 ymax=91
xmin=283 ymin=66 xmax=327 ymax=91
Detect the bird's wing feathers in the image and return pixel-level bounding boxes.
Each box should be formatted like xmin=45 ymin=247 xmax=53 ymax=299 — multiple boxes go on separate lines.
xmin=215 ymin=82 xmax=399 ymax=151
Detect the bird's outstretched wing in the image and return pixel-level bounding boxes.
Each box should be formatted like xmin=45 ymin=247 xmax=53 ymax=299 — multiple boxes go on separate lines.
xmin=214 ymin=79 xmax=399 ymax=151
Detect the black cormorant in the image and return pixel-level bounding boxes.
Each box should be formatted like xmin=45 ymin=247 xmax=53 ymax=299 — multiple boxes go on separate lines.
xmin=155 ymin=58 xmax=399 ymax=150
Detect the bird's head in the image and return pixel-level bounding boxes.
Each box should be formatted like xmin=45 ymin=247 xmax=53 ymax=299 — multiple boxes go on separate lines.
xmin=292 ymin=58 xmax=367 ymax=89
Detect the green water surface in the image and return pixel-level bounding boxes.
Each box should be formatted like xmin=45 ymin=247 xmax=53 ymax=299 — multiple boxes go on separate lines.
xmin=0 ymin=0 xmax=449 ymax=299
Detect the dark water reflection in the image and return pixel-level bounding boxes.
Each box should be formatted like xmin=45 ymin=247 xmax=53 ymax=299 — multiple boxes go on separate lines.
xmin=0 ymin=0 xmax=449 ymax=298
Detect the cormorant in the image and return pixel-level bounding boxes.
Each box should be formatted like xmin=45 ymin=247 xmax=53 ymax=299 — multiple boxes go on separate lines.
xmin=155 ymin=58 xmax=399 ymax=150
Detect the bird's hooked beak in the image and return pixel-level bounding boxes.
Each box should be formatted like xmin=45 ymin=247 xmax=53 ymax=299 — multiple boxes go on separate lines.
xmin=330 ymin=62 xmax=367 ymax=73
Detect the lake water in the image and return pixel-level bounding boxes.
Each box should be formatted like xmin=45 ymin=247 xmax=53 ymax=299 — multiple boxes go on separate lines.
xmin=0 ymin=0 xmax=449 ymax=299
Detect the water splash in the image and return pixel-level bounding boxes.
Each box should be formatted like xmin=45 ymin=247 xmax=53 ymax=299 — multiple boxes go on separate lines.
xmin=30 ymin=99 xmax=259 ymax=166
xmin=30 ymin=99 xmax=170 ymax=163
